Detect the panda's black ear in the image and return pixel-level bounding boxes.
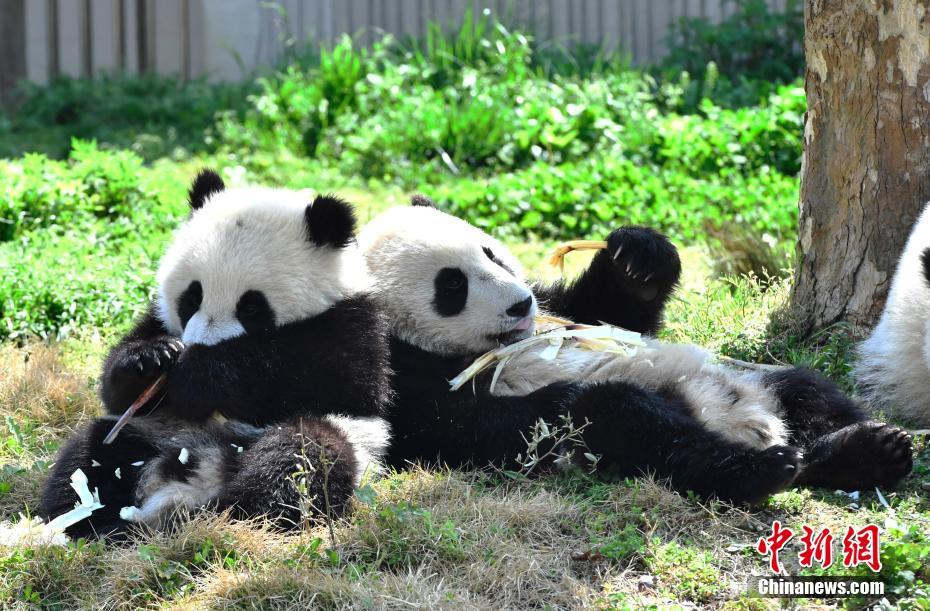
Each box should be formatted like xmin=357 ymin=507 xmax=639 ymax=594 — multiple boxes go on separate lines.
xmin=188 ymin=169 xmax=225 ymax=210
xmin=305 ymin=194 xmax=356 ymax=248
xmin=411 ymin=194 xmax=437 ymax=208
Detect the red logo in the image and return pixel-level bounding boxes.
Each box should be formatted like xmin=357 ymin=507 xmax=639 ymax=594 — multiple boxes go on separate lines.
xmin=756 ymin=520 xmax=794 ymax=573
xmin=842 ymin=525 xmax=882 ymax=572
xmin=798 ymin=526 xmax=834 ymax=568
xmin=756 ymin=522 xmax=882 ymax=573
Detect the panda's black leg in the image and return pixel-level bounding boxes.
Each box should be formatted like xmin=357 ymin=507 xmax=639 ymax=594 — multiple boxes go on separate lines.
xmin=217 ymin=417 xmax=360 ymax=530
xmin=762 ymin=368 xmax=867 ymax=447
xmin=762 ymin=368 xmax=913 ymax=489
xmin=40 ymin=418 xmax=162 ymax=540
xmin=568 ymin=382 xmax=801 ymax=505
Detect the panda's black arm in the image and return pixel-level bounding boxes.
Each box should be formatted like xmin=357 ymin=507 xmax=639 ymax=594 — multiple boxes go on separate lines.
xmin=533 ymin=226 xmax=681 ymax=335
xmin=99 ymin=301 xmax=181 ymax=416
xmin=386 ymin=337 xmax=576 ymax=469
xmin=390 ymin=382 xmax=575 ymax=470
xmin=164 ymin=295 xmax=392 ymax=424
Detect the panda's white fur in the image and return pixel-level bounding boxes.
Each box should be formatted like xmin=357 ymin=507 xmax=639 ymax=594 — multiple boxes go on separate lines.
xmin=483 ymin=341 xmax=789 ymax=450
xmin=117 ymin=415 xmax=390 ymax=529
xmin=323 ymin=414 xmax=392 ymax=482
xmin=856 ymin=200 xmax=930 ymax=426
xmin=358 ymin=205 xmax=535 ymax=355
xmin=359 ymin=205 xmax=787 ymax=450
xmin=132 ymin=445 xmax=230 ymax=527
xmin=157 ymin=186 xmax=371 ymax=346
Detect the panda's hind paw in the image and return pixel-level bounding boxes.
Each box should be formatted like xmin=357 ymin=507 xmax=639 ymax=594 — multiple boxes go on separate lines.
xmin=717 ymin=444 xmax=802 ymax=506
xmin=800 ymin=421 xmax=913 ymax=490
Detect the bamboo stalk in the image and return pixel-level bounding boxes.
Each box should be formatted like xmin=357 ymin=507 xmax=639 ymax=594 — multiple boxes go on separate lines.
xmin=549 ymin=240 xmax=608 ymax=271
xmin=102 ymin=373 xmax=168 ymax=445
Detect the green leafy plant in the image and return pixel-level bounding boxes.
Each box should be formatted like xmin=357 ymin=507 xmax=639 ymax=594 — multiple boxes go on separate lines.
xmin=662 ymin=0 xmax=804 ymax=110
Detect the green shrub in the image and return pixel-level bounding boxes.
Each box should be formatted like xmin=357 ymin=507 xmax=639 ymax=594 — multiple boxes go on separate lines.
xmin=2 ymin=75 xmax=249 ymax=160
xmin=0 ymin=11 xmax=809 ymax=341
xmin=431 ymin=153 xmax=798 ymax=243
xmin=655 ymin=83 xmax=805 ymax=177
xmin=0 ymin=140 xmax=168 ymax=241
xmin=661 ymin=0 xmax=804 ymax=110
xmin=0 ymin=142 xmax=188 ymax=340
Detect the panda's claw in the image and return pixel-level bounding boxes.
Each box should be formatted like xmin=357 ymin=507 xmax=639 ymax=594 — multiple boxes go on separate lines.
xmin=604 ymin=226 xmax=681 ymax=299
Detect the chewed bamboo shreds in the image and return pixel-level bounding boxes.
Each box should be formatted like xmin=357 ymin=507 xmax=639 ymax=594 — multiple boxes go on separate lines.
xmin=0 ymin=469 xmax=105 ymax=546
xmin=548 ymin=240 xmax=608 ymax=271
xmin=449 ymin=322 xmax=645 ymax=392
xmin=534 ymin=313 xmax=574 ymax=327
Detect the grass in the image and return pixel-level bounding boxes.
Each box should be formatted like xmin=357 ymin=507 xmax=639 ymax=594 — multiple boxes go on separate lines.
xmin=1 ymin=242 xmax=928 ymax=609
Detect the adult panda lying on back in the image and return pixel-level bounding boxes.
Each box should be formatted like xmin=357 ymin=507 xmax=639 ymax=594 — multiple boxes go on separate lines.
xmin=358 ymin=199 xmax=913 ymax=504
xmin=40 ymin=171 xmax=391 ymax=539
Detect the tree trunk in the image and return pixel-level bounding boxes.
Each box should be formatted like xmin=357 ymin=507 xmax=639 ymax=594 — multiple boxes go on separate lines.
xmin=791 ymin=0 xmax=930 ymax=333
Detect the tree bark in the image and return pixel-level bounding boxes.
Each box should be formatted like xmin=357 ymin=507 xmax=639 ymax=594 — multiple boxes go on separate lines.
xmin=791 ymin=0 xmax=930 ymax=333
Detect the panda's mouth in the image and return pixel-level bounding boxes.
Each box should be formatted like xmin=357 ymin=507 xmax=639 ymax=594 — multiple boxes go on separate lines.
xmin=489 ymin=316 xmax=534 ymax=345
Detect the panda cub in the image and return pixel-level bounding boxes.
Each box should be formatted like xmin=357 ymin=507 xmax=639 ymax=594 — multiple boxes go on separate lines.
xmin=40 ymin=171 xmax=391 ymax=539
xmin=857 ymin=201 xmax=930 ymax=427
xmin=358 ymin=199 xmax=913 ymax=504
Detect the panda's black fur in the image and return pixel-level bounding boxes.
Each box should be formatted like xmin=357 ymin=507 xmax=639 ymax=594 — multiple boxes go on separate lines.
xmin=100 ymin=293 xmax=388 ymax=425
xmin=360 ymin=199 xmax=913 ymax=505
xmin=40 ymin=171 xmax=391 ymax=539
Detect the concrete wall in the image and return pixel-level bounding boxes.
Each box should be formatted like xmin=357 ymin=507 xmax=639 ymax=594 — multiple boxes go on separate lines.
xmin=6 ymin=0 xmax=794 ymax=90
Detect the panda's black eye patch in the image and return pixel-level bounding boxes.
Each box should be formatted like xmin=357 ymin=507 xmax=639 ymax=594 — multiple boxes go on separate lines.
xmin=177 ymin=281 xmax=203 ymax=329
xmin=482 ymin=246 xmax=513 ymax=275
xmin=433 ymin=267 xmax=468 ymax=316
xmin=236 ymin=290 xmax=275 ymax=334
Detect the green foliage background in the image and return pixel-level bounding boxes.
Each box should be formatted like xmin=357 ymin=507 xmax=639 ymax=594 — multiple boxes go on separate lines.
xmin=0 ymin=4 xmax=806 ymax=342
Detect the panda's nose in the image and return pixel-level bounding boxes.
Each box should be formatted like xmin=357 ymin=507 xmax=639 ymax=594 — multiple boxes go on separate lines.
xmin=506 ymin=297 xmax=533 ymax=318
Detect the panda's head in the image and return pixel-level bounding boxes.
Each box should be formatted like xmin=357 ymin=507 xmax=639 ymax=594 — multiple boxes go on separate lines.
xmin=156 ymin=170 xmax=368 ymax=346
xmin=358 ymin=197 xmax=536 ymax=356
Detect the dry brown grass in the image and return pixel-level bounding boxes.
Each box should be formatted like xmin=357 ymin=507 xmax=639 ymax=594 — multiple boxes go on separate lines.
xmin=0 ymin=342 xmax=100 ymax=517
xmin=0 ymin=342 xmax=926 ymax=610
xmin=0 ymin=342 xmax=98 ymax=435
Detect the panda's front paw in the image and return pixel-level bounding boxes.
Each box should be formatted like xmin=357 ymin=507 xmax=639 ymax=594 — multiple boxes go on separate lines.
xmin=605 ymin=227 xmax=681 ymax=301
xmin=123 ymin=336 xmax=185 ymax=379
xmin=102 ymin=336 xmax=183 ymax=415
xmin=721 ymin=445 xmax=802 ymax=505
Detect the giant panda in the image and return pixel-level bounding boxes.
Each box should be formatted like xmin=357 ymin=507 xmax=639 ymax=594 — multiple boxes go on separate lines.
xmin=856 ymin=201 xmax=930 ymax=427
xmin=357 ymin=199 xmax=914 ymax=504
xmin=40 ymin=171 xmax=391 ymax=539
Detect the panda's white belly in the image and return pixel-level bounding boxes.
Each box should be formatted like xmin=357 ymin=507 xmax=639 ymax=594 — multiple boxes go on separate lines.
xmin=489 ymin=339 xmax=788 ymax=450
